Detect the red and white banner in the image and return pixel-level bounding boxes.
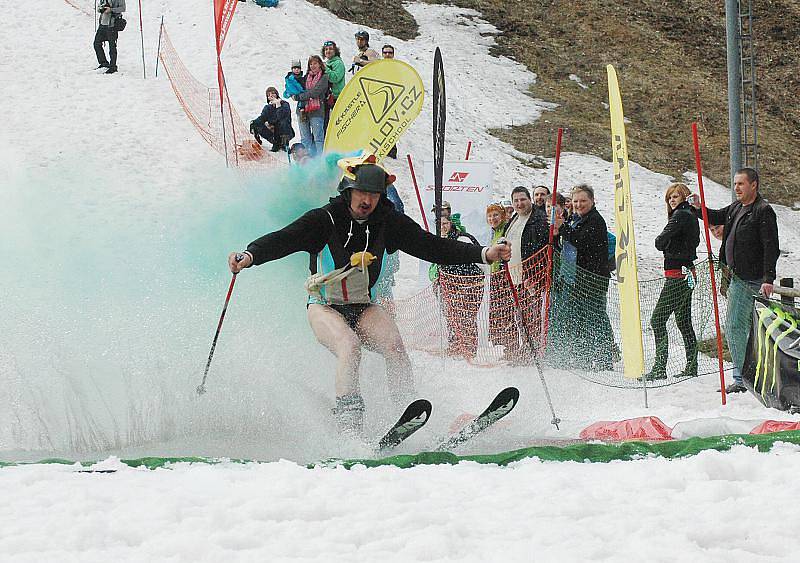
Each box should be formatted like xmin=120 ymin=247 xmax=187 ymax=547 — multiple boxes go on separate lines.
xmin=213 ymin=0 xmax=238 ymax=55
xmin=416 ymin=160 xmax=494 ymax=285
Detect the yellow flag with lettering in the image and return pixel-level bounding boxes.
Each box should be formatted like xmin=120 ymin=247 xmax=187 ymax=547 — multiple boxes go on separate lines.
xmin=324 ymin=60 xmax=424 ymax=161
xmin=607 ymin=65 xmax=644 ymax=379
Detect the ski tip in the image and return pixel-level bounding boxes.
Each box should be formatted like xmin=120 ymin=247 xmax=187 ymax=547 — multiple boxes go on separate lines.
xmin=405 ymin=399 xmax=432 ymax=415
xmin=498 ymin=387 xmax=520 ymax=403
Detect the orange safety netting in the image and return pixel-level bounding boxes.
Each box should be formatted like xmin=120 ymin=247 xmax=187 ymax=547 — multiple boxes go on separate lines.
xmin=393 ymin=248 xmax=552 ymax=368
xmin=157 ymin=25 xmax=286 ymax=171
xmin=65 ymin=0 xmax=93 ymax=17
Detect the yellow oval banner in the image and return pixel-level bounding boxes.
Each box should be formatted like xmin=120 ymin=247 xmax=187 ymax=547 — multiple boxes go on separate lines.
xmin=324 ymin=60 xmax=425 ymax=161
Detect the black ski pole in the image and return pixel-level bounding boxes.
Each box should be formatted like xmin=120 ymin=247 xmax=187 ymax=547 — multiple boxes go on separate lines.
xmin=498 ymin=240 xmax=561 ymax=429
xmin=197 ymin=254 xmax=244 ymax=395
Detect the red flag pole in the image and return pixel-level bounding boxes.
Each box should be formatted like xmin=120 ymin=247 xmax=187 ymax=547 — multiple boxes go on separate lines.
xmin=692 ymin=122 xmax=727 ymax=405
xmin=407 ymin=154 xmax=429 ymax=232
xmin=540 ymin=127 xmax=564 ymax=351
xmin=465 ymin=140 xmax=472 ymax=160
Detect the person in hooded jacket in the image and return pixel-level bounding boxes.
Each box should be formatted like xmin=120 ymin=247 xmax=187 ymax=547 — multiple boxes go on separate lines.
xmin=228 ymin=156 xmax=511 ymax=437
xmin=249 ymin=87 xmax=295 ymax=152
xmin=644 ymin=182 xmax=700 ymax=380
xmin=283 ymin=60 xmax=305 ymax=136
xmin=322 ymin=40 xmax=345 ymax=129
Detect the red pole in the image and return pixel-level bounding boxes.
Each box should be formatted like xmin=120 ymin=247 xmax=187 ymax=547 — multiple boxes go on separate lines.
xmin=540 ymin=127 xmax=564 ymax=351
xmin=692 ymin=122 xmax=727 ymax=405
xmin=197 ymin=272 xmax=238 ymax=395
xmin=465 ymin=140 xmax=472 ymax=161
xmin=407 ymin=154 xmax=429 ymax=232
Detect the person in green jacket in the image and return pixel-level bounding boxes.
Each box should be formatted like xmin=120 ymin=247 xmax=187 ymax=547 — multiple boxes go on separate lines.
xmin=322 ymin=40 xmax=346 ymax=129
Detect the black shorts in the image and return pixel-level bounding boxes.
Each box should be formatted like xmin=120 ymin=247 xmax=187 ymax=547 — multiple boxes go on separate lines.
xmin=329 ymin=303 xmax=372 ymax=330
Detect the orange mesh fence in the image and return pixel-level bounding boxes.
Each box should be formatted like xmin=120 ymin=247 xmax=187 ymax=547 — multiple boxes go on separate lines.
xmin=393 ymin=248 xmax=552 ymax=367
xmin=64 ymin=0 xmax=93 ymax=17
xmin=157 ymin=25 xmax=286 ymax=171
xmin=393 ymin=249 xmax=736 ymax=389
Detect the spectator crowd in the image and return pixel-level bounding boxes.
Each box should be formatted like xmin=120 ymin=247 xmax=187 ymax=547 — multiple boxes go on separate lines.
xmin=426 ymin=168 xmax=779 ymax=396
xmin=249 ymin=31 xmax=397 ymax=163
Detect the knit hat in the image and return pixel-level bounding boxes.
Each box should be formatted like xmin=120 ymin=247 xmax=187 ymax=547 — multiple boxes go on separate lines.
xmin=430 ymin=200 xmax=451 ymax=212
xmin=291 ymin=59 xmax=302 ymax=68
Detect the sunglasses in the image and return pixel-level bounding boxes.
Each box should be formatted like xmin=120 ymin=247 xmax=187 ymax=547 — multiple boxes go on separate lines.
xmin=382 ymin=51 xmax=394 ymax=55
xmin=323 ymin=41 xmax=335 ymax=47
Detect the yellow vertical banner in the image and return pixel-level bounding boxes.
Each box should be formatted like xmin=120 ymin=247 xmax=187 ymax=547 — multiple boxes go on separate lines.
xmin=606 ymin=64 xmax=645 ymax=378
xmin=323 ymin=60 xmax=424 ymax=162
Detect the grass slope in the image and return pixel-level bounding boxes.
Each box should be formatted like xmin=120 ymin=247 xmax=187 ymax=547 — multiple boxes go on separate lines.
xmin=310 ymin=0 xmax=800 ymax=207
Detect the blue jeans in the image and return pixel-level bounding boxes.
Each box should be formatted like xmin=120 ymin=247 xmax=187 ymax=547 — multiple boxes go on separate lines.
xmin=726 ymin=278 xmax=761 ymax=384
xmin=298 ymin=114 xmax=325 ymax=156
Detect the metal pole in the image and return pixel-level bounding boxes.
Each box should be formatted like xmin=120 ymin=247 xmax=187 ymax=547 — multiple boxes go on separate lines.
xmin=154 ymin=15 xmax=163 ymax=78
xmin=725 ymin=0 xmax=742 ymax=202
xmin=138 ymin=0 xmax=146 ymax=78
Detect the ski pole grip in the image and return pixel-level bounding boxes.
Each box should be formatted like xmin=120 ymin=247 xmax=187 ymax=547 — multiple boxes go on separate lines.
xmin=496 ymin=237 xmax=510 ymax=263
xmin=234 ymin=253 xmax=246 ymax=263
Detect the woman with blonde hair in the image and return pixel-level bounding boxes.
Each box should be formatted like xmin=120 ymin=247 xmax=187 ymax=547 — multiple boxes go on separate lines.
xmin=645 ymin=182 xmax=700 ymax=379
xmin=484 ymin=203 xmax=514 ymax=352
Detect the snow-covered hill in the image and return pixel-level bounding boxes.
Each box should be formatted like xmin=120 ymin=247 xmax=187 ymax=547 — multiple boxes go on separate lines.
xmin=2 ymin=1 xmax=800 ymax=560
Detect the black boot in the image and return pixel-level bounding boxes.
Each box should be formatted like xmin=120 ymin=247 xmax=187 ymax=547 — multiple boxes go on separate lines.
xmin=639 ymin=363 xmax=667 ymax=381
xmin=678 ymin=358 xmax=698 ymax=378
xmin=270 ymin=142 xmax=281 ymax=152
xmin=105 ymin=66 xmax=118 ymax=74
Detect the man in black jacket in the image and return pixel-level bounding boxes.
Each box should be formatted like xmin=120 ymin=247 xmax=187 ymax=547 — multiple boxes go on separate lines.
xmin=93 ymin=0 xmax=126 ymax=74
xmin=690 ymin=167 xmax=780 ymax=393
xmin=228 ymin=159 xmax=511 ymax=436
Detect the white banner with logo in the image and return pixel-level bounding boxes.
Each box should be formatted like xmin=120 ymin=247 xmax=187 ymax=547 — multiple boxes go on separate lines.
xmin=415 ymin=160 xmax=494 ymax=285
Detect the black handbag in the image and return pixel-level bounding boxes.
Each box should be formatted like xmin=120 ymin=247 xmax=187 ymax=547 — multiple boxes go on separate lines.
xmin=113 ymin=15 xmax=127 ymax=32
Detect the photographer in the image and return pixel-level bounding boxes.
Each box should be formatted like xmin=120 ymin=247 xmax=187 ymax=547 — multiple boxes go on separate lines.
xmin=350 ymin=31 xmax=378 ymax=74
xmin=250 ymin=87 xmax=295 ymax=153
xmin=94 ymin=0 xmax=126 ymax=75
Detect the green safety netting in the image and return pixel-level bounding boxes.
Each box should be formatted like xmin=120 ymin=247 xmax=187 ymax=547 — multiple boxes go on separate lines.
xmin=394 ymin=249 xmax=762 ymax=389
xmin=4 ymin=430 xmax=800 ymax=470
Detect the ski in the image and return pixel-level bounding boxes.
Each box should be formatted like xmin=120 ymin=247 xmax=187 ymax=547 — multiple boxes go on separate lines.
xmin=436 ymin=387 xmax=520 ymax=452
xmin=377 ymin=399 xmax=432 ymax=453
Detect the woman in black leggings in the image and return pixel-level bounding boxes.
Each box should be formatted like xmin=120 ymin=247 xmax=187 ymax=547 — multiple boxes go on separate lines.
xmin=647 ymin=183 xmax=700 ymax=379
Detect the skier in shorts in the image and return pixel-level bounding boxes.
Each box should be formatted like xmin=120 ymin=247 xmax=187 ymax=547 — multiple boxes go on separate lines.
xmin=228 ymin=154 xmax=511 ymax=437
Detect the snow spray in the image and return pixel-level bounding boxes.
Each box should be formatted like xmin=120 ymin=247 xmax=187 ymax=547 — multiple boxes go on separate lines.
xmin=0 ymin=150 xmax=352 ymax=463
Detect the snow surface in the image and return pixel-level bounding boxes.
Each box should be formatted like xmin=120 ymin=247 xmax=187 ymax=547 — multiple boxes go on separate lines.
xmin=2 ymin=0 xmax=800 ymax=560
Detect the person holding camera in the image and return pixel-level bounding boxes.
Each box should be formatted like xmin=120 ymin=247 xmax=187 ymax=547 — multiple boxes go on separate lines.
xmin=93 ymin=0 xmax=126 ymax=75
xmin=249 ymin=87 xmax=295 ymax=153
xmin=350 ymin=31 xmax=378 ymax=74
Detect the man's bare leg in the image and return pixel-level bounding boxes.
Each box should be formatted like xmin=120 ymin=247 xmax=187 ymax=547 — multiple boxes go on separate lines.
xmin=307 ymin=304 xmax=362 ymax=396
xmin=356 ymin=305 xmax=416 ymax=406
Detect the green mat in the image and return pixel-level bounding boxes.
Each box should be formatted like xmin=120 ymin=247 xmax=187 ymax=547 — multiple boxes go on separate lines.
xmin=3 ymin=430 xmax=800 ymax=470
